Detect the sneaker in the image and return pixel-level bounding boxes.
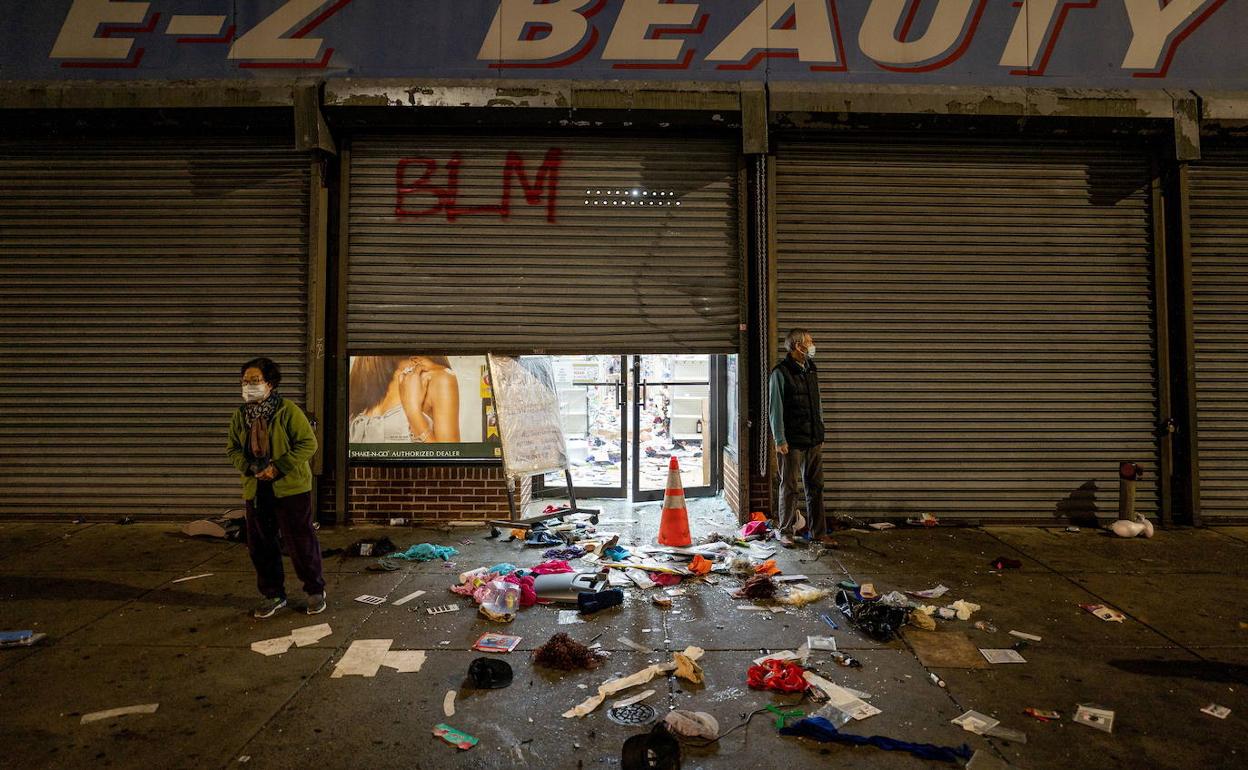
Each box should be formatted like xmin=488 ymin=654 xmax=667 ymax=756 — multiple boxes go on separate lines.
xmin=306 ymin=592 xmax=327 ymax=615
xmin=253 ymin=596 xmax=287 ymax=619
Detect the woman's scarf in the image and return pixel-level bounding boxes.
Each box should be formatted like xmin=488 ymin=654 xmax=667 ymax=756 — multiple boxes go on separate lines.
xmin=241 ymin=391 xmax=281 ymax=465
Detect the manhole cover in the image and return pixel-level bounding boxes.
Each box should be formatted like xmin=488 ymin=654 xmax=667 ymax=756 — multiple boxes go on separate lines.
xmin=607 ymin=703 xmax=658 ymax=726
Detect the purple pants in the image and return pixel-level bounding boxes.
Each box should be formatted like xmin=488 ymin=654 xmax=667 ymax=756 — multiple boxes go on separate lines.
xmin=245 ymin=485 xmax=325 ymax=599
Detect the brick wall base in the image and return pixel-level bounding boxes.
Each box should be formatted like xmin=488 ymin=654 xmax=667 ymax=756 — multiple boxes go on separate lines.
xmin=723 ymin=449 xmax=740 ymax=517
xmin=317 ymin=465 xmax=533 ymax=524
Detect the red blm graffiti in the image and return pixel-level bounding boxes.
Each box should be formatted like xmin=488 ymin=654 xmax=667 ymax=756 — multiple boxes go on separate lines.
xmin=394 ymin=148 xmax=563 ymax=223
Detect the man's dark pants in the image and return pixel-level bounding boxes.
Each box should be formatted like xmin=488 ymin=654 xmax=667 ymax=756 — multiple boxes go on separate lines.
xmin=778 ymin=444 xmax=826 ymax=538
xmin=245 ymin=484 xmax=325 ymax=599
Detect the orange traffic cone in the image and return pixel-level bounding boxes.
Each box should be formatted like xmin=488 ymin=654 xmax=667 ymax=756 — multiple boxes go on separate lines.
xmin=658 ymin=456 xmax=692 ymax=546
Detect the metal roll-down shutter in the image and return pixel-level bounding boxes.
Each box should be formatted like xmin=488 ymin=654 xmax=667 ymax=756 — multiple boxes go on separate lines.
xmin=0 ymin=140 xmax=310 ymax=520
xmin=1188 ymin=146 xmax=1248 ymax=521
xmin=347 ymin=135 xmax=739 ymax=353
xmin=775 ymin=140 xmax=1159 ymax=521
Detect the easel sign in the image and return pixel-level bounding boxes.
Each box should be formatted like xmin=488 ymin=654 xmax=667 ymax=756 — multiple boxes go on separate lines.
xmin=485 ymin=354 xmax=599 ymax=536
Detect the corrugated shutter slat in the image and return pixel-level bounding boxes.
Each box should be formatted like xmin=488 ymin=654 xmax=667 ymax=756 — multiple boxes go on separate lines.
xmin=0 ymin=140 xmax=310 ymax=520
xmin=776 ymin=141 xmax=1160 ymax=520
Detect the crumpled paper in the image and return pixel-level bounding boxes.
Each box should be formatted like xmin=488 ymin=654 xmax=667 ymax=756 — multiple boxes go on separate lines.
xmin=563 ymin=646 xmax=705 ymax=718
xmin=663 ymin=710 xmax=719 ymax=740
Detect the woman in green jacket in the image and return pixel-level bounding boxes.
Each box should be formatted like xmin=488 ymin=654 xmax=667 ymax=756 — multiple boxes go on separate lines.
xmin=227 ymin=357 xmax=325 ymax=618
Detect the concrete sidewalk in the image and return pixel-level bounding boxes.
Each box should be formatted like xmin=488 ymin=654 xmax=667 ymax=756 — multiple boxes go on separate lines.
xmin=1 ymin=502 xmax=1245 ymax=769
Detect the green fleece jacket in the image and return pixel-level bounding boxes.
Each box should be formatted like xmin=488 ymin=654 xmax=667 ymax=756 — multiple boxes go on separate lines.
xmin=226 ymin=398 xmax=318 ymax=500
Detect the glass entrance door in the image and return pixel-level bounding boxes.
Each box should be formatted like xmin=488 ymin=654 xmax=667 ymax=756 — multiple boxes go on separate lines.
xmin=538 ymin=355 xmax=627 ymax=498
xmin=631 ymin=355 xmax=718 ymax=502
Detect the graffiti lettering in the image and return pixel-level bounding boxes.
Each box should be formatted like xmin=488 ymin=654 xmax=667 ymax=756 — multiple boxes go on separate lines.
xmin=395 ymin=150 xmax=564 ymax=224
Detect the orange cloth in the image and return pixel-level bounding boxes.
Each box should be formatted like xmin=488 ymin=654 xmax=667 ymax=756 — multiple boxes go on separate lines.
xmin=688 ymin=555 xmax=713 ymax=575
xmin=750 ymin=511 xmax=767 ymax=523
xmin=754 ymin=559 xmax=781 ymax=576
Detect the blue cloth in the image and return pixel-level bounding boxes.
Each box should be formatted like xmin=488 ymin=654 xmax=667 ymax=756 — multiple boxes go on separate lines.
xmin=487 ymin=563 xmax=518 ymax=576
xmin=388 ymin=543 xmax=459 ymax=562
xmin=542 ymin=546 xmax=586 ymax=560
xmin=603 ymin=545 xmax=631 ymax=561
xmin=778 ymin=717 xmax=971 ymax=764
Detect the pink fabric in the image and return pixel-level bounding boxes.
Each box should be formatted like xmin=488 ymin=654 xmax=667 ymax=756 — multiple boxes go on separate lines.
xmin=530 ymin=560 xmax=574 ymax=576
xmin=504 ymin=573 xmax=537 ymax=607
xmin=740 ymin=520 xmax=768 ymax=538
xmin=651 ymin=573 xmax=682 ymax=587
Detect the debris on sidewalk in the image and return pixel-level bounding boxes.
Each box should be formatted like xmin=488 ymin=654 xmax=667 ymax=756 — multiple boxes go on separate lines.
xmin=472 ymin=632 xmax=521 ymax=653
xmin=433 ymin=723 xmax=478 ymax=750
xmin=1080 ymin=603 xmax=1126 ymax=623
xmin=908 ymin=584 xmax=949 ymax=600
xmin=180 ymin=509 xmax=244 ymax=540
xmin=663 ymin=710 xmax=719 ymax=740
xmin=803 ymin=672 xmax=880 ymax=721
xmin=251 ymin=623 xmax=332 ymax=656
xmin=780 ymin=717 xmax=971 ymax=763
xmin=990 ymin=556 xmax=1022 ymax=570
xmin=427 ymin=604 xmax=459 ymax=615
xmin=467 ymin=657 xmax=513 ymax=689
xmin=170 ymin=573 xmax=213 ymax=584
xmin=443 ymin=690 xmax=456 ymax=717
xmin=1201 ymin=703 xmax=1231 ymax=719
xmin=908 ymin=632 xmax=989 ymax=669
xmin=388 ymin=543 xmax=458 ymax=561
xmin=392 ymin=590 xmax=426 ymax=606
xmin=1024 ymin=708 xmax=1062 ymax=722
xmin=748 ymin=658 xmax=808 ymax=692
xmin=563 ymin=646 xmax=705 ymax=718
xmin=953 ymin=710 xmax=999 ymax=735
xmin=980 ymin=648 xmax=1027 ymax=664
xmin=1072 ymin=704 xmax=1115 ymax=733
xmin=836 ymin=589 xmax=909 ymax=641
xmin=331 ymin=640 xmax=426 ymax=678
xmin=80 ymin=703 xmax=159 ymax=724
xmin=354 ymin=594 xmax=385 ymax=606
xmin=1008 ymin=630 xmax=1042 ymax=642
xmin=534 ymin=633 xmax=603 ymax=670
xmin=0 ymin=630 xmax=47 ymax=649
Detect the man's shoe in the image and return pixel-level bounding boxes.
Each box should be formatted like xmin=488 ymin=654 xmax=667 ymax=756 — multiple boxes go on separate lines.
xmin=306 ymin=592 xmax=327 ymax=615
xmin=253 ymin=596 xmax=287 ymax=619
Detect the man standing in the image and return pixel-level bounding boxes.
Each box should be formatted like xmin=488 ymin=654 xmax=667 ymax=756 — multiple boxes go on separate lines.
xmin=768 ymin=328 xmax=832 ymax=547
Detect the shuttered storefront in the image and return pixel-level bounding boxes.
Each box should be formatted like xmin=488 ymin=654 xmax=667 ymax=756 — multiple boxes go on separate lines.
xmin=775 ymin=140 xmax=1160 ymax=521
xmin=0 ymin=140 xmax=310 ymax=520
xmin=1188 ymin=146 xmax=1248 ymax=521
xmin=347 ymin=135 xmax=739 ymax=352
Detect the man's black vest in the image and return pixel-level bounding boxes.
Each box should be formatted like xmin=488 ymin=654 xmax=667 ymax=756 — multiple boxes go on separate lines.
xmin=774 ymin=356 xmax=825 ymax=449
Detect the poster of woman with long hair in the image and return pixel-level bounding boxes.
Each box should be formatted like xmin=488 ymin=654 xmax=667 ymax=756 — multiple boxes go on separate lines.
xmin=348 ymin=355 xmax=500 ymax=461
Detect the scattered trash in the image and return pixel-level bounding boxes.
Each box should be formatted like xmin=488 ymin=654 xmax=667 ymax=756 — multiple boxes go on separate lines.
xmin=835 ymin=589 xmax=909 ymax=641
xmin=908 ymin=632 xmax=989 ymax=669
xmin=806 ymin=635 xmax=837 ymax=651
xmin=433 ymin=723 xmax=478 ymax=750
xmin=613 ymin=689 xmax=656 ymax=709
xmin=1201 ymin=703 xmax=1231 ymax=719
xmin=467 ymin=656 xmax=513 ymax=689
xmin=1080 ymin=603 xmax=1126 ymax=623
xmin=909 ymin=610 xmax=938 ymax=631
xmin=563 ymin=647 xmax=705 ymax=718
xmin=929 ymin=673 xmax=946 ymax=688
xmin=331 ymin=640 xmax=426 ymax=677
xmin=621 ymin=723 xmax=681 ymax=770
xmin=251 ymin=623 xmax=332 ymax=656
xmin=858 ymin=583 xmax=878 ymax=599
xmin=354 ymin=595 xmax=386 ymax=606
xmin=735 ymin=575 xmax=779 ymax=600
xmin=663 ymin=709 xmax=719 ymax=739
xmin=990 ymin=556 xmax=1022 ymax=570
xmin=116 ymin=517 xmax=135 ymax=525
xmin=608 ymin=702 xmax=659 ymax=727
xmin=819 ymin=613 xmax=840 ymax=630
xmin=366 ymin=559 xmax=401 ymax=572
xmin=80 ymin=703 xmax=159 ymax=724
xmin=980 ymin=648 xmax=1027 ymax=664
xmin=427 ymin=604 xmax=460 ymax=615
xmin=688 ymin=554 xmax=714 ymax=575
xmin=443 ymin=690 xmax=456 ymax=717
xmin=343 ymin=537 xmax=397 ymax=558
xmin=0 ymin=630 xmax=47 ymax=649
xmin=953 ymin=710 xmax=999 ymax=735
xmin=754 ymin=559 xmax=782 ymax=576
xmin=906 ymin=513 xmax=939 ymax=528
xmin=652 ymin=596 xmax=673 ymax=608
xmin=748 ymin=658 xmax=808 ymax=692
xmin=392 ymin=590 xmax=426 ymax=606
xmin=780 ymin=717 xmax=970 ymax=764
xmin=765 ymin=705 xmax=805 ymax=729
xmin=619 ymin=637 xmax=654 ymax=654
xmin=578 ymin=588 xmax=624 ymax=615
xmin=830 ymin=651 xmax=861 ymax=668
xmin=1072 ymin=705 xmax=1115 ymax=733
xmin=534 ymin=633 xmax=603 ymax=670
xmin=388 ymin=518 xmax=407 ymax=526
xmin=869 ymin=522 xmax=895 ymax=530
xmin=1009 ymin=630 xmax=1042 ymax=642
xmin=534 ymin=571 xmax=607 ymax=602
xmin=974 ymin=620 xmax=998 ymax=633
xmin=1065 ymin=526 xmax=1081 ymax=533
xmin=803 ymin=672 xmax=880 ymax=720
xmin=388 ymin=543 xmax=458 ymax=561
xmin=170 ymin=573 xmax=213 ymax=584
xmin=1024 ymin=708 xmax=1061 ymax=722
xmin=908 ymin=585 xmax=950 ymax=600
xmin=472 ymin=632 xmax=521 ymax=653
xmin=477 ymin=580 xmax=522 ymax=623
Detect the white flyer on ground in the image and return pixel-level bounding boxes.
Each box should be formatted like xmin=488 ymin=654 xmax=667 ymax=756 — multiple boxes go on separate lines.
xmin=980 ymin=648 xmax=1027 ymax=664
xmin=803 ymin=672 xmax=881 ymax=721
xmin=952 ymin=710 xmax=1001 ymax=735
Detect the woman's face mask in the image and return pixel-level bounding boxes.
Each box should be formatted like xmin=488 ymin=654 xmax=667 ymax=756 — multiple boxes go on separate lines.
xmin=242 ymin=383 xmax=269 ymax=402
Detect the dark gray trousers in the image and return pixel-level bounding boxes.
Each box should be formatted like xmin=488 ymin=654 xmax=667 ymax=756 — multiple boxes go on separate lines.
xmin=778 ymin=444 xmax=826 ymax=537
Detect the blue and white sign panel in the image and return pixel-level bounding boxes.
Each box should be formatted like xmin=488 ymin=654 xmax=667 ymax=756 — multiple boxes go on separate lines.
xmin=1 ymin=0 xmax=1241 ymax=87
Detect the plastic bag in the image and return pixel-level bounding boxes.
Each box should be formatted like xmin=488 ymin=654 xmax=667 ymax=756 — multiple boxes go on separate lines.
xmin=477 ymin=580 xmax=521 ymax=623
xmin=835 ymin=589 xmax=909 ymax=642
